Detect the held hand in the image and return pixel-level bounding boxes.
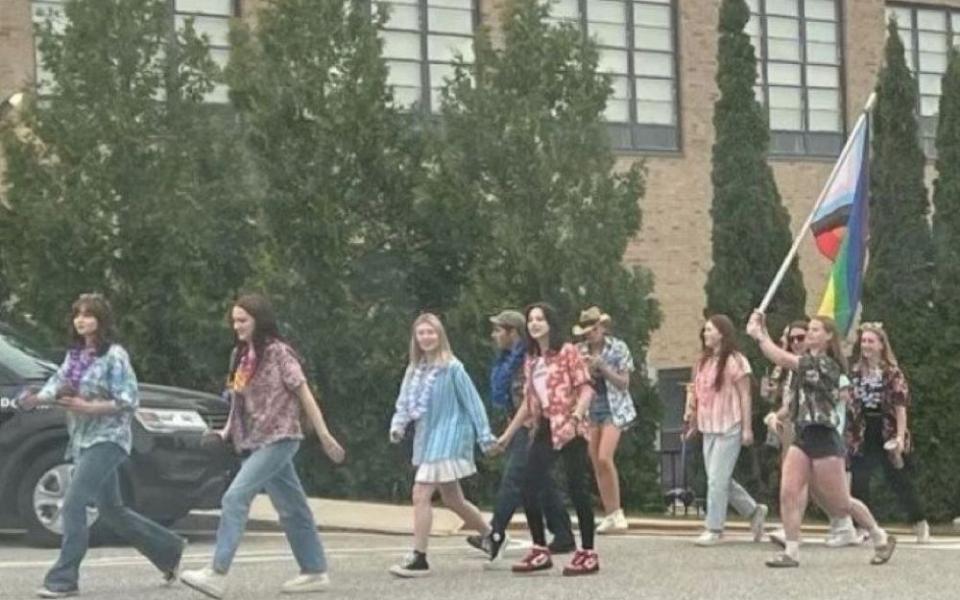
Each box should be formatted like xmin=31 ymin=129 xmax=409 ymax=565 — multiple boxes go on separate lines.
xmin=321 ymin=434 xmax=346 ymax=464
xmin=389 ymin=429 xmax=404 ymax=444
xmin=741 ymin=428 xmax=754 ymax=447
xmin=763 ymin=412 xmax=782 ymax=433
xmin=17 ymin=391 xmax=42 ymax=411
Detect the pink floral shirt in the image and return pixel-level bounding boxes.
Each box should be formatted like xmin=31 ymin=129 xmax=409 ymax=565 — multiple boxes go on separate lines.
xmin=223 ymin=340 xmax=306 ymax=451
xmin=523 ymin=343 xmax=594 ymax=449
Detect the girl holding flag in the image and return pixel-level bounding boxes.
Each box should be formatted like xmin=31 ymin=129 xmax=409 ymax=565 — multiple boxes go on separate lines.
xmin=747 ymin=311 xmax=896 ymax=568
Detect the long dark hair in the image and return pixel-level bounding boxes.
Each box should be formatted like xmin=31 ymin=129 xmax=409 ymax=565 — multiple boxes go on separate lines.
xmin=70 ymin=293 xmax=117 ymax=356
xmin=228 ymin=293 xmax=300 ymax=379
xmin=524 ymin=302 xmax=565 ymax=356
xmin=698 ymin=314 xmax=739 ymax=391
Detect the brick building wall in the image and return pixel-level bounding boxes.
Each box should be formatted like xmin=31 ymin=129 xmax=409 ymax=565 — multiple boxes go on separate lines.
xmin=0 ymin=0 xmax=949 ymax=373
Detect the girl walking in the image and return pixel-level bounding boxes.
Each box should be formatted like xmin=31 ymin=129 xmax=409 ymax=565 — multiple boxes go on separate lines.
xmin=574 ymin=306 xmax=636 ymax=534
xmin=498 ymin=303 xmax=598 ymax=576
xmin=21 ymin=293 xmax=187 ymax=599
xmin=747 ymin=311 xmax=896 ymax=568
xmin=181 ymin=294 xmax=345 ymax=598
xmin=848 ymin=322 xmax=930 ymax=543
xmin=388 ymin=313 xmax=498 ymax=578
xmin=684 ymin=315 xmax=767 ymax=546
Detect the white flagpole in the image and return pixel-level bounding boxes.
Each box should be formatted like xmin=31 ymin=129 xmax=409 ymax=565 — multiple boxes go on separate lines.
xmin=757 ymin=92 xmax=877 ymax=314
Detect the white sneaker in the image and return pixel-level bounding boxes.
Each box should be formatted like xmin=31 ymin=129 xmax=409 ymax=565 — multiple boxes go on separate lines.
xmin=281 ymin=573 xmax=330 ymax=594
xmin=750 ymin=504 xmax=768 ymax=542
xmin=914 ymin=520 xmax=931 ymax=544
xmin=825 ymin=527 xmax=866 ymax=548
xmin=694 ymin=530 xmax=722 ymax=547
xmin=597 ymin=509 xmax=628 ymax=534
xmin=181 ymin=566 xmax=227 ymax=599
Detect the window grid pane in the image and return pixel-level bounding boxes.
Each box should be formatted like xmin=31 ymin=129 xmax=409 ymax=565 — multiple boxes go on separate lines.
xmin=749 ymin=0 xmax=844 ymax=151
xmin=380 ymin=0 xmax=475 ymax=111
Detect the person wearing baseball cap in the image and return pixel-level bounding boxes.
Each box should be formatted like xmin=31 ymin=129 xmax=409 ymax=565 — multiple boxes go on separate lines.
xmin=467 ymin=310 xmax=575 ymax=565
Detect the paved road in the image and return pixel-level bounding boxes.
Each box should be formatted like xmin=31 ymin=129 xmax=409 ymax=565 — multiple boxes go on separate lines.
xmin=2 ymin=529 xmax=959 ymax=600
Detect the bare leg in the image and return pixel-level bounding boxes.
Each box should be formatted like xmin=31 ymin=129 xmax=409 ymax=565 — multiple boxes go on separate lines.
xmin=592 ymin=425 xmax=623 ymax=514
xmin=780 ymin=447 xmax=812 ymax=544
xmin=437 ymin=481 xmax=490 ymax=534
xmin=412 ymin=483 xmax=437 ymax=553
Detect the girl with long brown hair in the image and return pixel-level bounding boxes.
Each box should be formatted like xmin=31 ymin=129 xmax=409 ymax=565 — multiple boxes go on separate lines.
xmin=685 ymin=314 xmax=767 ymax=546
xmin=848 ymin=322 xmax=930 ymax=543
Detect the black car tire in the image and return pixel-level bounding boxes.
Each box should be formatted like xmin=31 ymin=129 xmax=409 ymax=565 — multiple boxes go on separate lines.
xmin=17 ymin=446 xmax=101 ymax=547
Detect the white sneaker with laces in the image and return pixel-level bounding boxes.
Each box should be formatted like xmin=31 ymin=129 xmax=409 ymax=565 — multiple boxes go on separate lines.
xmin=597 ymin=509 xmax=628 ymax=534
xmin=180 ymin=566 xmax=228 ymax=599
xmin=914 ymin=520 xmax=931 ymax=544
xmin=825 ymin=527 xmax=866 ymax=548
xmin=750 ymin=504 xmax=768 ymax=542
xmin=281 ymin=573 xmax=330 ymax=594
xmin=694 ymin=530 xmax=721 ymax=547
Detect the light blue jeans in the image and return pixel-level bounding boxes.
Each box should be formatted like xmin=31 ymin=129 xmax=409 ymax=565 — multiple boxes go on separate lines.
xmin=45 ymin=442 xmax=183 ymax=592
xmin=702 ymin=425 xmax=758 ymax=532
xmin=213 ymin=439 xmax=326 ymax=574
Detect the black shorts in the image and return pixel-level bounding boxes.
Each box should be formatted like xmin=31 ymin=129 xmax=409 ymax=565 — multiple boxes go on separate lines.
xmin=792 ymin=425 xmax=845 ymax=459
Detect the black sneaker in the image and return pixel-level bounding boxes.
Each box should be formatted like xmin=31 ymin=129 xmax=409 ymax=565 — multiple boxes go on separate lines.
xmin=389 ymin=552 xmax=431 ymax=578
xmin=466 ymin=534 xmax=485 ymax=553
xmin=548 ymin=537 xmax=576 ymax=554
xmin=481 ymin=531 xmax=507 ymax=567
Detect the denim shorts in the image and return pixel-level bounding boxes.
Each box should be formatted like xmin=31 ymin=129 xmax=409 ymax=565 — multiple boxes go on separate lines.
xmin=589 ymin=394 xmax=614 ymax=426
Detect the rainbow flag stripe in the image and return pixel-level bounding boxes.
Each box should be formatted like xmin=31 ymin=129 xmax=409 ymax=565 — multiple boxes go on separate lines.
xmin=813 ymin=116 xmax=870 ymax=335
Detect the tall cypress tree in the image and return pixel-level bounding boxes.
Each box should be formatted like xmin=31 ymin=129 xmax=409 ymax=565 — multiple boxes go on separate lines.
xmin=861 ymin=19 xmax=934 ymax=369
xmin=706 ymin=0 xmax=806 ymax=338
xmin=925 ymin=47 xmax=960 ymax=520
xmin=423 ymin=0 xmax=662 ymax=508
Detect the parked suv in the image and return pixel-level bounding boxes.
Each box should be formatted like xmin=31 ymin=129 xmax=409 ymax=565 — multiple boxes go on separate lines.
xmin=0 ymin=323 xmax=237 ymax=546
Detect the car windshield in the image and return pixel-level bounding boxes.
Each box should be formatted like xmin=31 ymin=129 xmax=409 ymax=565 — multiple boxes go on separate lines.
xmin=0 ymin=326 xmax=57 ymax=381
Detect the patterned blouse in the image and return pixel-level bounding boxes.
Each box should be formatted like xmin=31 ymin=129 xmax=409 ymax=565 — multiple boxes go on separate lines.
xmin=37 ymin=344 xmax=139 ymax=460
xmin=789 ymin=353 xmax=849 ymax=433
xmin=846 ymin=362 xmax=911 ymax=456
xmin=523 ymin=343 xmax=594 ymax=449
xmin=578 ymin=336 xmax=637 ymax=429
xmin=223 ymin=340 xmax=307 ymax=451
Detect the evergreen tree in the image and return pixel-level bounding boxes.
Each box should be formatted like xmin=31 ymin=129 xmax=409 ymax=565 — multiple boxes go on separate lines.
xmin=706 ymin=0 xmax=806 ymax=336
xmin=0 ymin=0 xmax=254 ymax=387
xmin=705 ymin=0 xmax=806 ymax=501
xmin=422 ymin=0 xmax=663 ymax=508
xmin=225 ymin=0 xmax=423 ymax=499
xmin=924 ymin=47 xmax=960 ymax=520
xmin=862 ymin=19 xmax=934 ymax=366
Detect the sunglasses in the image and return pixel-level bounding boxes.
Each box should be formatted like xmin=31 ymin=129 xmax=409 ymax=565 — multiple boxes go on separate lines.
xmin=789 ymin=335 xmax=806 ymax=343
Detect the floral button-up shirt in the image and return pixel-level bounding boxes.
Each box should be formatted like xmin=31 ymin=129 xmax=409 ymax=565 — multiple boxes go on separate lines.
xmin=37 ymin=344 xmax=139 ymax=460
xmin=578 ymin=336 xmax=637 ymax=429
xmin=223 ymin=340 xmax=307 ymax=451
xmin=846 ymin=362 xmax=911 ymax=456
xmin=523 ymin=343 xmax=594 ymax=449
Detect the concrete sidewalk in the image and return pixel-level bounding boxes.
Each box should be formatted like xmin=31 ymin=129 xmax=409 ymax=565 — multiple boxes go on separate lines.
xmin=189 ymin=496 xmax=922 ymax=538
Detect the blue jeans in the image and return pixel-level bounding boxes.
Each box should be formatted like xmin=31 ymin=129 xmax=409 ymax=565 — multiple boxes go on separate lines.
xmin=44 ymin=442 xmax=184 ymax=593
xmin=490 ymin=427 xmax=574 ymax=544
xmin=213 ymin=439 xmax=326 ymax=574
xmin=702 ymin=425 xmax=758 ymax=532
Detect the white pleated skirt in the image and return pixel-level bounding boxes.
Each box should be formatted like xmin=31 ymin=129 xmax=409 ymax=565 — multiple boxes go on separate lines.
xmin=415 ymin=459 xmax=477 ymax=483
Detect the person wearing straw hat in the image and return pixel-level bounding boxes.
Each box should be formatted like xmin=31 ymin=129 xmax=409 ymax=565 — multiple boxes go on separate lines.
xmin=574 ymin=307 xmax=636 ymax=534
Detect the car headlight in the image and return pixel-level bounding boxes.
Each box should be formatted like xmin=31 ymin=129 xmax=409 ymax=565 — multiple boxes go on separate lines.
xmin=135 ymin=408 xmax=208 ymax=433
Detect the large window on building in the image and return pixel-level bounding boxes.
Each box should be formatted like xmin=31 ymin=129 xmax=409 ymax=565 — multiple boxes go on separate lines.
xmin=548 ymin=0 xmax=679 ymax=152
xmin=380 ymin=0 xmax=476 ymax=112
xmin=31 ymin=0 xmax=237 ymax=103
xmin=886 ymin=3 xmax=958 ymax=158
xmin=747 ymin=0 xmax=845 ymax=157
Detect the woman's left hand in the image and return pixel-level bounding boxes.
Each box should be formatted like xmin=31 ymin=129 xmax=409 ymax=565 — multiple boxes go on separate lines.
xmin=320 ymin=434 xmax=346 ymax=464
xmin=741 ymin=428 xmax=754 ymax=447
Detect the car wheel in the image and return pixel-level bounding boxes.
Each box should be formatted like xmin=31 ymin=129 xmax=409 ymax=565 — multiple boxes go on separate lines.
xmin=17 ymin=447 xmax=99 ymax=547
